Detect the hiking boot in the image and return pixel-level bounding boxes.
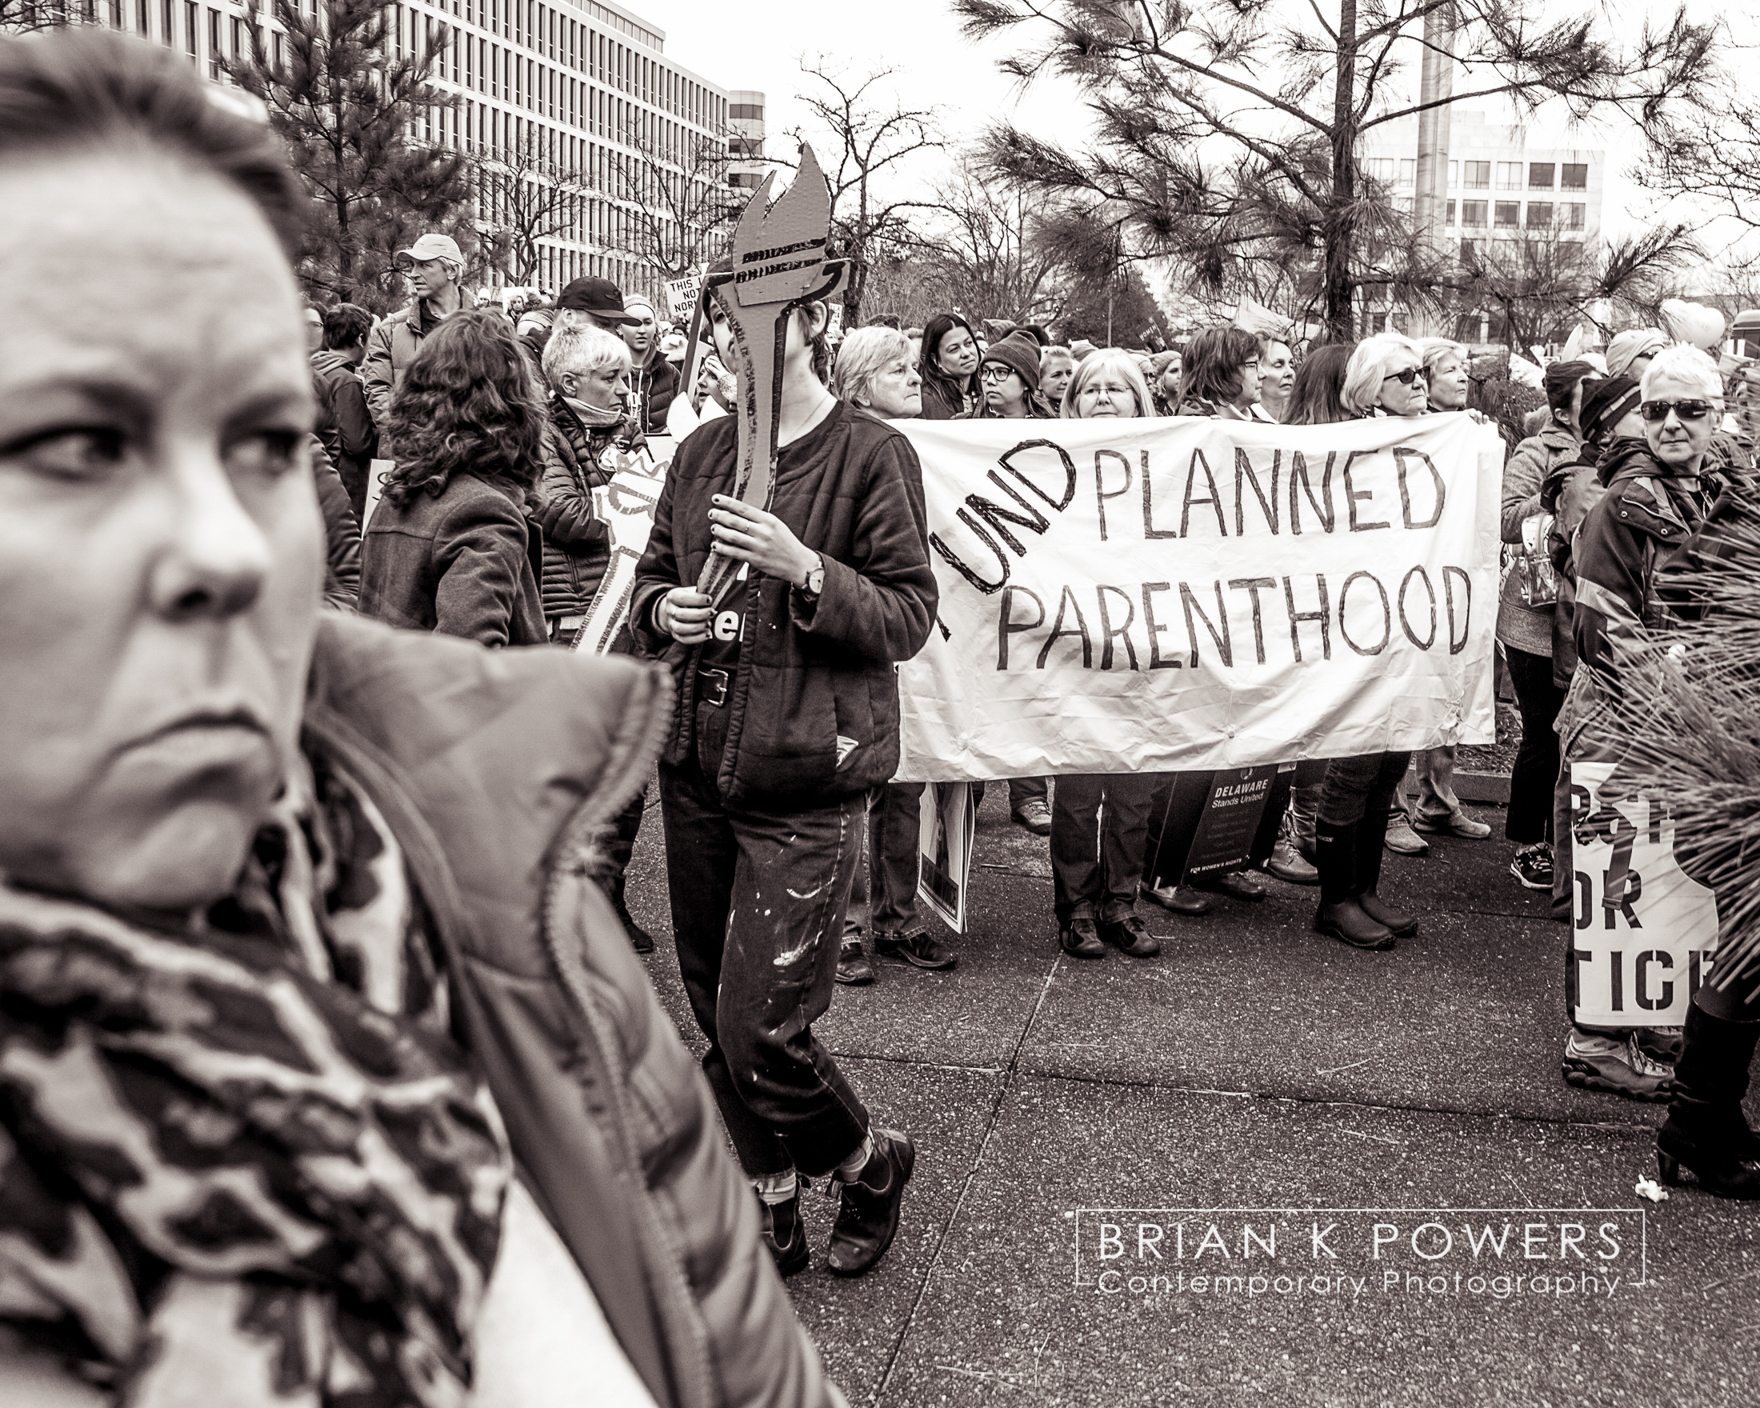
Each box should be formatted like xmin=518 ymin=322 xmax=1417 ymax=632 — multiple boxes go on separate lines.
xmin=1382 ymin=813 xmax=1429 ymax=856
xmin=1509 ymin=843 xmax=1554 ymax=891
xmin=1097 ymin=913 xmax=1161 ymax=958
xmin=874 ymin=928 xmax=957 ymax=971
xmin=755 ymin=1187 xmax=809 ymax=1277
xmin=827 ymin=1130 xmax=916 ymax=1276
xmin=1060 ymin=916 xmax=1106 ymax=959
xmin=1414 ymin=809 xmax=1492 ymax=839
xmin=612 ymin=894 xmax=655 ymax=954
xmin=835 ymin=936 xmax=875 ymax=986
xmin=1012 ymin=798 xmax=1052 ymax=836
xmin=1264 ymin=829 xmax=1319 ymax=886
xmin=1193 ymin=869 xmax=1268 ymax=902
xmin=1562 ymin=1030 xmax=1673 ymax=1102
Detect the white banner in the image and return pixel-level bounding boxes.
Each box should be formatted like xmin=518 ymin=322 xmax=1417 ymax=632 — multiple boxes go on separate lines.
xmin=572 ymin=437 xmax=671 ymax=655
xmin=892 ymin=413 xmax=1505 ymax=780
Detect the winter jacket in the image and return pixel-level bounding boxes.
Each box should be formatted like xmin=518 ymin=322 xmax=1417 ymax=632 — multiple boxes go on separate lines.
xmin=310 ymin=435 xmax=362 ymax=611
xmin=311 ymin=349 xmax=378 ymax=519
xmin=304 ymin=615 xmax=846 ymax=1408
xmin=537 ymin=396 xmax=619 ymax=619
xmin=362 ymin=297 xmax=454 ymax=430
xmin=1496 ymin=423 xmax=1579 ymax=657
xmin=630 ymin=354 xmax=681 ymax=436
xmin=629 ymin=402 xmax=938 ymax=805
xmin=917 ymin=370 xmax=971 ymax=421
xmin=1540 ymin=440 xmax=1615 ymax=688
xmin=359 ymin=471 xmax=548 ymax=647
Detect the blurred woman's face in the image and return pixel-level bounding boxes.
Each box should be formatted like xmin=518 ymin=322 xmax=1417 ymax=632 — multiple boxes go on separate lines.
xmin=936 ymin=325 xmax=979 ymax=379
xmin=863 ymin=353 xmax=922 ymax=419
xmin=1074 ymin=372 xmax=1140 ymax=418
xmin=1041 ymin=358 xmax=1074 ymax=407
xmin=1158 ymin=358 xmax=1182 ymax=401
xmin=1233 ymin=353 xmax=1264 ymax=410
xmin=1259 ymin=342 xmax=1294 ymax=415
xmin=1376 ymin=353 xmax=1429 ymax=417
xmin=0 ymin=150 xmax=323 ymax=914
xmin=1427 ymin=352 xmax=1469 ymax=411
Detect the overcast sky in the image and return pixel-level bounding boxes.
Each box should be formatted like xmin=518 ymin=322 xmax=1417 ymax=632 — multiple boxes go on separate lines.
xmin=649 ymin=0 xmax=1753 ymax=262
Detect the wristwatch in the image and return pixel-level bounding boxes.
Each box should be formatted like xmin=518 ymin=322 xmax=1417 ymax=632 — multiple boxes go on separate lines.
xmin=798 ymin=554 xmax=825 ymax=598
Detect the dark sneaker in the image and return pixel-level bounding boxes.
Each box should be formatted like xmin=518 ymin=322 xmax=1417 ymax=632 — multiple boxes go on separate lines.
xmin=1098 ymin=913 xmax=1161 ymax=957
xmin=755 ymin=1187 xmax=809 ymax=1278
xmin=827 ymin=1130 xmax=916 ymax=1277
xmin=1562 ymin=1030 xmax=1672 ymax=1101
xmin=874 ymin=928 xmax=957 ymax=971
xmin=613 ymin=895 xmax=655 ymax=954
xmin=1060 ymin=916 xmax=1106 ymax=959
xmin=1510 ymin=843 xmax=1554 ymax=891
xmin=835 ymin=937 xmax=875 ymax=986
xmin=1012 ymin=798 xmax=1052 ymax=836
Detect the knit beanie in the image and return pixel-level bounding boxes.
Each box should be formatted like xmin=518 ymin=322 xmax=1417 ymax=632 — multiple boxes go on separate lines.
xmin=1579 ymin=375 xmax=1642 ymax=444
xmin=1605 ymin=329 xmax=1667 ymax=379
xmin=981 ymin=333 xmax=1042 ymax=391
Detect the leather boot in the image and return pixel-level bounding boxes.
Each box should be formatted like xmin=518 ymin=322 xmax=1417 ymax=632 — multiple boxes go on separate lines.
xmin=826 ymin=1129 xmax=916 ymax=1276
xmin=755 ymin=1185 xmax=810 ymax=1277
xmin=1313 ymin=820 xmax=1394 ymax=950
xmin=1354 ymin=807 xmax=1419 ymax=937
xmin=1657 ymin=1000 xmax=1760 ymax=1199
xmin=1289 ymin=783 xmax=1322 ymax=864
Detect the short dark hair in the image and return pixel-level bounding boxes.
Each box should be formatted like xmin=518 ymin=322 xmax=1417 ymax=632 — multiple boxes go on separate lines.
xmin=1179 ymin=326 xmax=1263 ymax=407
xmin=0 ymin=29 xmax=306 ymax=251
xmin=383 ymin=310 xmax=548 ymax=508
xmin=322 ymin=303 xmax=373 ymax=351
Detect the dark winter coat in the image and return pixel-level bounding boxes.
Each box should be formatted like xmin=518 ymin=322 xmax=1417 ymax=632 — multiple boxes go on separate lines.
xmin=305 ymin=615 xmax=845 ymax=1408
xmin=359 ymin=472 xmax=547 ymax=647
xmin=629 ymin=353 xmax=681 ymax=436
xmin=310 ymin=349 xmax=378 ymax=519
xmin=629 ymin=402 xmax=937 ymax=805
xmin=537 ymin=397 xmax=619 ymax=619
xmin=310 ymin=436 xmax=362 ymax=612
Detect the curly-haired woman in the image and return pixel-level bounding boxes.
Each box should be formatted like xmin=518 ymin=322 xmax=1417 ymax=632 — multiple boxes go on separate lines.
xmin=359 ymin=309 xmax=548 ymax=646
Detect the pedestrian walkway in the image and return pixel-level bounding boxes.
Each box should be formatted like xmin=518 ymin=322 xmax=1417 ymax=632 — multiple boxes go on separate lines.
xmin=624 ymin=786 xmax=1760 ymax=1408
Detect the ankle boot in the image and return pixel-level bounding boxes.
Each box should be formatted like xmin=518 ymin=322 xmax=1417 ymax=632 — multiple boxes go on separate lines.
xmin=826 ymin=1129 xmax=916 ymax=1276
xmin=1657 ymin=1001 xmax=1760 ymax=1199
xmin=1312 ymin=820 xmax=1394 ymax=950
xmin=1289 ymin=783 xmax=1322 ymax=863
xmin=754 ymin=1185 xmax=810 ymax=1277
xmin=1354 ymin=807 xmax=1419 ymax=937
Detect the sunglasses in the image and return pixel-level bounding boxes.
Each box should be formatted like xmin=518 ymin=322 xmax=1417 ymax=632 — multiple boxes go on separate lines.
xmin=1639 ymin=400 xmax=1717 ymax=423
xmin=1383 ymin=366 xmax=1428 ymax=386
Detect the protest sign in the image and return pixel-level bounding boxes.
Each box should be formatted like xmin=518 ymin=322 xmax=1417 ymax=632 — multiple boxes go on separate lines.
xmin=917 ymin=782 xmax=976 ymax=930
xmin=1145 ymin=764 xmax=1294 ymax=888
xmin=664 ymin=270 xmax=703 ymax=325
xmin=1567 ymin=760 xmax=1719 ymax=1029
xmin=362 ymin=457 xmax=395 ymax=530
xmin=891 ymin=413 xmax=1505 ymax=781
xmin=572 ymin=438 xmax=671 ymax=655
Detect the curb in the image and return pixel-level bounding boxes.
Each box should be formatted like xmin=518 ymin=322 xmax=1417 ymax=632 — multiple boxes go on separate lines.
xmin=1406 ymin=764 xmax=1511 ymax=805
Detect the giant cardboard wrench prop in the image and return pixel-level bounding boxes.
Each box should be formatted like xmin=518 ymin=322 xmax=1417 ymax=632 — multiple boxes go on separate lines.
xmin=690 ymin=144 xmax=849 ymax=608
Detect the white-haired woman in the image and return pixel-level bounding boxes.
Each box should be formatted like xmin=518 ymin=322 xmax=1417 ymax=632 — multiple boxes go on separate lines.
xmin=825 ymin=326 xmax=936 ymax=986
xmin=833 ymin=325 xmax=922 ymax=419
xmin=1559 ymin=345 xmax=1751 ymax=1129
xmin=1305 ymin=334 xmax=1432 ymax=951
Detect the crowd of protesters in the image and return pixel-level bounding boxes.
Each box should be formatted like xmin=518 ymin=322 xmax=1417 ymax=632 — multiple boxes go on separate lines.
xmin=5 ymin=26 xmax=1760 ymax=1408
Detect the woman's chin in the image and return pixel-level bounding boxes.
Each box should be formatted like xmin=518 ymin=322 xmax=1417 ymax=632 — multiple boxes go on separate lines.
xmin=62 ymin=801 xmax=269 ymax=918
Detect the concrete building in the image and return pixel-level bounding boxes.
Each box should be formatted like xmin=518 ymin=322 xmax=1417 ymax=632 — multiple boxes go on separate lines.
xmin=81 ymin=0 xmax=751 ymax=302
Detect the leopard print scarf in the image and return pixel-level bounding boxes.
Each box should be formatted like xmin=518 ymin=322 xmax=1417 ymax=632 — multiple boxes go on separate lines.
xmin=0 ymin=750 xmax=510 ymax=1406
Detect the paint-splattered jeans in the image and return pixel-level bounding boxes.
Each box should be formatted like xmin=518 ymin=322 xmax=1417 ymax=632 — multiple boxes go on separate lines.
xmin=658 ymin=728 xmax=872 ymax=1178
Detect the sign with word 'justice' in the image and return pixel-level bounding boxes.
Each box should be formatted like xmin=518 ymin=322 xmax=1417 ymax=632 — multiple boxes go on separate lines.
xmin=891 ymin=413 xmax=1505 ymax=780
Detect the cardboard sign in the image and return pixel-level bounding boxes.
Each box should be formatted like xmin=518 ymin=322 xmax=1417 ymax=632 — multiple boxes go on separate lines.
xmin=362 ymin=457 xmax=396 ymax=531
xmin=1567 ymin=760 xmax=1719 ymax=1029
xmin=572 ymin=438 xmax=671 ymax=655
xmin=890 ymin=413 xmax=1504 ymax=780
xmin=1145 ymin=765 xmax=1293 ymax=887
xmin=664 ymin=271 xmax=702 ymax=324
xmin=917 ymin=781 xmax=976 ymax=931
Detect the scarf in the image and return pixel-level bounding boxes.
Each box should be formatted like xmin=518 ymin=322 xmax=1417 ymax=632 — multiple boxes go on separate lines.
xmin=0 ymin=750 xmax=510 ymax=1406
xmin=563 ymin=394 xmax=626 ymax=430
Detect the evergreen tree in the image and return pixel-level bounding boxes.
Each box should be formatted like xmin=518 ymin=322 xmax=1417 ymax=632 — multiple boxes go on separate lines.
xmin=228 ymin=0 xmax=474 ymax=310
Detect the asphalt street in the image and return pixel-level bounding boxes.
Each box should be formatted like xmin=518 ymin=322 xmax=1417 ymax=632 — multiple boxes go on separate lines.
xmin=622 ymin=782 xmax=1760 ymax=1408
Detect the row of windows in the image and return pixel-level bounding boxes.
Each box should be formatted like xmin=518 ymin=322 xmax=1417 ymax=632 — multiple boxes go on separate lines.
xmin=1364 ymin=157 xmax=1591 ymax=192
xmin=1448 ymin=199 xmax=1587 ymax=231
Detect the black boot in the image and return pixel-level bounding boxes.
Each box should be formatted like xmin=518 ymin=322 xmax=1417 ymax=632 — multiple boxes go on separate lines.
xmin=826 ymin=1129 xmax=916 ymax=1277
xmin=1354 ymin=807 xmax=1419 ymax=937
xmin=755 ymin=1185 xmax=810 ymax=1277
xmin=1313 ymin=820 xmax=1394 ymax=950
xmin=1656 ymin=1000 xmax=1760 ymax=1199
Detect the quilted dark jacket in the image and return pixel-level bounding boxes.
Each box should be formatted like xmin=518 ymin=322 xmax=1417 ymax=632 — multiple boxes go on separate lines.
xmin=629 ymin=402 xmax=937 ymax=804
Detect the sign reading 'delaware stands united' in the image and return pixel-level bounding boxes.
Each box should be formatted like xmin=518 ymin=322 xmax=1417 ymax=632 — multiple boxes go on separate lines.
xmin=890 ymin=413 xmax=1505 ymax=781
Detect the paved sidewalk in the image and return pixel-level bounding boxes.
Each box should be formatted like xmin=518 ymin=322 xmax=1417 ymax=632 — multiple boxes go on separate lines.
xmin=623 ymin=785 xmax=1760 ymax=1408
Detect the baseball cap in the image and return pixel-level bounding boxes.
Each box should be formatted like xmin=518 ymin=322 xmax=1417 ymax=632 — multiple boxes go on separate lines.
xmin=556 ymin=275 xmax=638 ymax=324
xmin=393 ymin=233 xmax=464 ymax=270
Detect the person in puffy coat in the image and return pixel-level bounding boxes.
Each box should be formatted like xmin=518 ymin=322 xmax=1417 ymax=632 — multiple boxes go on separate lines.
xmin=0 ymin=28 xmax=846 ymax=1408
xmin=359 ymin=310 xmax=548 ymax=647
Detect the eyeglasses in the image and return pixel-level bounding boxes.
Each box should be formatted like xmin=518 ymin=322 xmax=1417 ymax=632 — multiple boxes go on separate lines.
xmin=1639 ymin=400 xmax=1717 ymax=423
xmin=1383 ymin=366 xmax=1428 ymax=386
xmin=979 ymin=365 xmax=1015 ymax=382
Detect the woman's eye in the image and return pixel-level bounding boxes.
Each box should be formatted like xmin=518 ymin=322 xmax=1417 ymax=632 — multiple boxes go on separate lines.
xmin=225 ymin=430 xmax=303 ymax=479
xmin=5 ymin=427 xmax=129 ymax=481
